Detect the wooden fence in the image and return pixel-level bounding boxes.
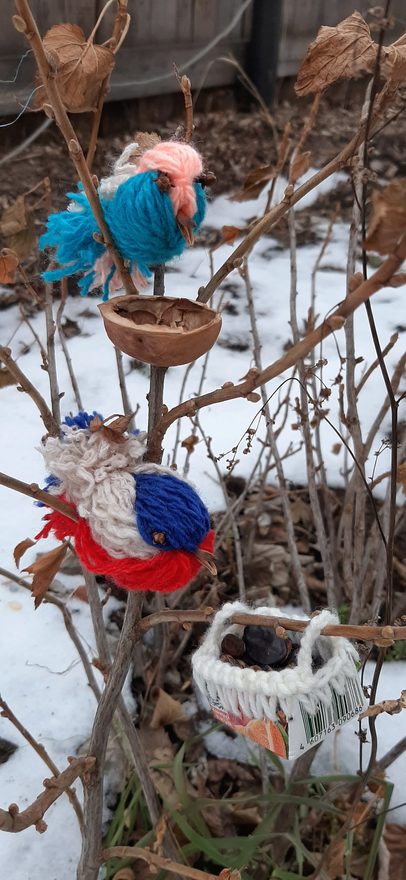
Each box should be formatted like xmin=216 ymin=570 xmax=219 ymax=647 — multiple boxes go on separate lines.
xmin=1 ymin=1 xmax=405 ymax=114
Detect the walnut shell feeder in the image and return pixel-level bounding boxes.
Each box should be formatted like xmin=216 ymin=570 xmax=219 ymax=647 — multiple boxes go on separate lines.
xmin=98 ymin=295 xmax=222 ymax=367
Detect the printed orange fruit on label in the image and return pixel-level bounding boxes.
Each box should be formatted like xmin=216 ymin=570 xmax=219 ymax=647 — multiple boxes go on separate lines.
xmin=211 ymin=705 xmax=289 ymax=758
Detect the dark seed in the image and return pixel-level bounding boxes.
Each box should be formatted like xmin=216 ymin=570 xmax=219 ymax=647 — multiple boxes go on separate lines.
xmin=221 ymin=633 xmax=246 ymax=658
xmin=243 ymin=625 xmax=291 ymax=668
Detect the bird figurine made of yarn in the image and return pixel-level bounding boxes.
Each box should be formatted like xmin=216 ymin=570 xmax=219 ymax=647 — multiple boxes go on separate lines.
xmin=35 ymin=412 xmax=216 ymax=593
xmin=39 ymin=141 xmax=207 ymax=300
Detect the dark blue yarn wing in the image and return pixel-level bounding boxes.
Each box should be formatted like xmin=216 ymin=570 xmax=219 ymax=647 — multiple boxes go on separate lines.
xmin=134 ymin=472 xmax=210 ymax=552
xmin=39 ymin=172 xmax=206 ymax=298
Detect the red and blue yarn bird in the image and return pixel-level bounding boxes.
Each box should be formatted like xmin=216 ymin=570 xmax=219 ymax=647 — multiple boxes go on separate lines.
xmin=35 ymin=413 xmax=216 ymax=593
xmin=39 ymin=141 xmax=207 ymax=300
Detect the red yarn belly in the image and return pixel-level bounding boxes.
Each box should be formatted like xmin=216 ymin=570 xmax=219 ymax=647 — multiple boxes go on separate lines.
xmin=36 ymin=501 xmax=215 ymax=593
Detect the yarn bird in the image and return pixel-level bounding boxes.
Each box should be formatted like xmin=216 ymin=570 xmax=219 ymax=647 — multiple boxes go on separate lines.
xmin=39 ymin=141 xmax=208 ymax=300
xmin=35 ymin=412 xmax=216 ymax=593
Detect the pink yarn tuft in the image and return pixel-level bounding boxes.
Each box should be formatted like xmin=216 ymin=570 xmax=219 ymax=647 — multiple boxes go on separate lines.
xmin=136 ymin=142 xmax=203 ymax=219
xmin=90 ymin=252 xmax=148 ymax=293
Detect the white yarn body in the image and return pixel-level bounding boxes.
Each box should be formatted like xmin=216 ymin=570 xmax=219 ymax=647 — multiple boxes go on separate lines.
xmin=42 ymin=424 xmax=191 ymax=560
xmin=192 ymin=602 xmax=360 ymax=721
xmin=98 ymin=142 xmax=140 ymax=200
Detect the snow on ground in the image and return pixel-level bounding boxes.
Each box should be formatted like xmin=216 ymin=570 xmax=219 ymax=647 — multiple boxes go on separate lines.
xmin=0 ymin=176 xmax=405 ymax=876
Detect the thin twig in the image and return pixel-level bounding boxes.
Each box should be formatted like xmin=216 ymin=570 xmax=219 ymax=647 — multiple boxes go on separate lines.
xmin=139 ymin=607 xmax=406 ymax=643
xmin=102 ymin=846 xmax=221 ymax=880
xmin=0 ymin=471 xmax=78 ymax=521
xmin=0 ymin=696 xmax=83 ymax=830
xmin=86 ymin=2 xmax=130 ymax=169
xmin=56 ymin=279 xmax=84 ymax=411
xmin=148 ymin=234 xmax=406 ymax=460
xmin=242 ymin=258 xmax=311 ymax=612
xmin=0 ymin=756 xmax=94 ymax=833
xmin=44 ymin=283 xmax=61 ymax=425
xmin=0 ymin=346 xmax=59 ymax=436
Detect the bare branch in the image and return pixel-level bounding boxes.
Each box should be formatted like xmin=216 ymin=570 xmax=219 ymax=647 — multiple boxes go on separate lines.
xmin=0 ymin=471 xmax=78 ymax=522
xmin=102 ymin=845 xmax=224 ymax=880
xmin=0 ymin=696 xmax=83 ymax=829
xmin=0 ymin=756 xmax=94 ymax=833
xmin=0 ymin=346 xmax=59 ymax=437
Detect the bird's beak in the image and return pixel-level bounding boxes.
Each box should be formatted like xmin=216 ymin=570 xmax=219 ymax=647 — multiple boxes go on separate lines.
xmin=177 ymin=211 xmax=195 ymax=246
xmin=193 ymin=547 xmax=217 ymax=576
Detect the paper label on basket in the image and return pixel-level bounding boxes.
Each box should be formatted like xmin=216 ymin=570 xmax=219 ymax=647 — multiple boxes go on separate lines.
xmin=206 ymin=673 xmax=366 ymax=760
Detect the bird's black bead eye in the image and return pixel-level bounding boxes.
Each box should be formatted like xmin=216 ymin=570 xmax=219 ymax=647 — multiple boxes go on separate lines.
xmin=152 ymin=531 xmax=166 ymax=545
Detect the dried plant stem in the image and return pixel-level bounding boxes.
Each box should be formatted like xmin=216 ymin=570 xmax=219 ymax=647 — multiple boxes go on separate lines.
xmin=114 ymin=347 xmax=132 ymax=419
xmin=140 ymin=607 xmax=406 ymax=643
xmin=13 ymin=0 xmax=136 ymax=296
xmin=197 ymin=88 xmax=390 ymax=306
xmin=44 ymin=283 xmax=61 ymax=425
xmin=195 ymin=416 xmax=246 ymax=600
xmin=288 ymin=207 xmax=337 ymax=605
xmin=0 ymin=756 xmax=94 ymax=833
xmin=82 ymin=570 xmax=166 ymax=831
xmin=0 ymin=346 xmax=59 ymax=436
xmin=242 ymin=258 xmax=311 ymax=613
xmin=56 ymin=279 xmax=84 ymax=411
xmin=86 ymin=2 xmax=130 ymax=169
xmin=147 ymin=266 xmax=167 ymax=440
xmin=148 ymin=233 xmax=406 ymax=460
xmin=102 ymin=846 xmax=221 ymax=880
xmin=77 ymin=593 xmax=143 ymax=880
xmin=0 ymin=471 xmax=78 ymax=521
xmin=0 ymin=696 xmax=83 ymax=830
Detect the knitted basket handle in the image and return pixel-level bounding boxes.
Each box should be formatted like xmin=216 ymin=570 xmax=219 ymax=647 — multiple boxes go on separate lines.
xmin=295 ymin=608 xmax=339 ymax=674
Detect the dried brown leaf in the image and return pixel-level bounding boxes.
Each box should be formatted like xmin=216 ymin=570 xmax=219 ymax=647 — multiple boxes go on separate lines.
xmin=323 ymin=838 xmax=345 ymax=879
xmin=360 ymin=690 xmax=406 ymax=719
xmin=24 ymin=544 xmax=68 ymax=608
xmin=295 ymin=12 xmax=376 ymax=97
xmin=0 ymin=197 xmax=36 ymax=262
xmin=36 ymin=24 xmax=115 ymax=113
xmin=181 ymin=434 xmax=199 ymax=454
xmin=130 ymin=132 xmax=161 ymax=161
xmin=232 ymin=164 xmax=275 ymax=202
xmin=0 ymin=367 xmax=17 ymax=388
xmin=221 ymin=225 xmax=246 ymax=245
xmin=13 ymin=537 xmax=35 ymax=569
xmin=290 ymin=151 xmax=312 ymax=184
xmin=364 ymin=179 xmax=406 ymax=255
xmin=382 ymin=43 xmax=406 ymax=82
xmin=331 ymin=442 xmax=342 ymax=455
xmin=150 ymin=688 xmax=186 ymax=729
xmin=0 ymin=250 xmax=18 ymax=284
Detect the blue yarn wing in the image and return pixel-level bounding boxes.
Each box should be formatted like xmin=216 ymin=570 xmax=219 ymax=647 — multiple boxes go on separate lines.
xmin=40 ymin=172 xmax=206 ymax=298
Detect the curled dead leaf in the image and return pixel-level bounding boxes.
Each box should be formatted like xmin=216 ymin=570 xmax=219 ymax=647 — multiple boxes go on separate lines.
xmin=0 ymin=250 xmax=19 ymax=285
xmin=221 ymin=225 xmax=246 ymax=246
xmin=295 ymin=12 xmax=377 ymax=97
xmin=150 ymin=688 xmax=187 ymax=729
xmin=360 ymin=690 xmax=406 ymax=719
xmin=181 ymin=434 xmax=199 ymax=455
xmin=13 ymin=537 xmax=35 ymax=569
xmin=35 ymin=23 xmax=115 ymax=113
xmin=232 ymin=164 xmax=275 ymax=202
xmin=24 ymin=544 xmax=68 ymax=608
xmin=364 ymin=179 xmax=406 ymax=255
xmin=0 ymin=196 xmax=36 ymax=263
xmin=290 ymin=151 xmax=311 ymax=184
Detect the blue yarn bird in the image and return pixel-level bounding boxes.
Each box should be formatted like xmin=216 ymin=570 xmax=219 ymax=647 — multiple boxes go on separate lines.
xmin=40 ymin=141 xmax=207 ymax=299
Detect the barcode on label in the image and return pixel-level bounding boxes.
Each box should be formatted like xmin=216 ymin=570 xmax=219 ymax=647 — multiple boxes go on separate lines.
xmin=299 ymin=676 xmax=365 ymax=745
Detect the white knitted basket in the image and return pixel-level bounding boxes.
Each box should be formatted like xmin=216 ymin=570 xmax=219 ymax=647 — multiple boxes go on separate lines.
xmin=192 ymin=602 xmax=364 ymax=759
